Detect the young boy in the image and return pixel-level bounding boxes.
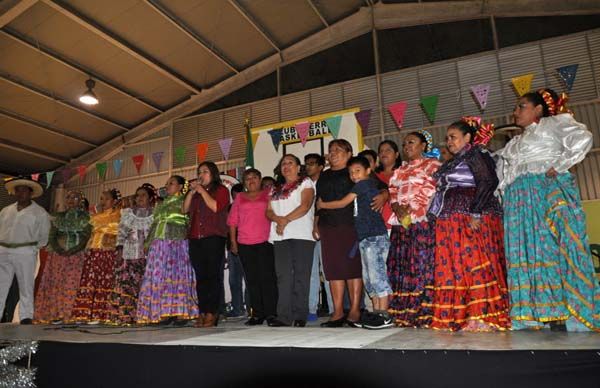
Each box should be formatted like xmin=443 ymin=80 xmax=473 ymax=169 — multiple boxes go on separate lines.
xmin=317 ymin=155 xmax=392 ymax=329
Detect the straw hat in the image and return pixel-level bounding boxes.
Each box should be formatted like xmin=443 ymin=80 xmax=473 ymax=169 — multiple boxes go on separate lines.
xmin=4 ymin=176 xmax=44 ymax=198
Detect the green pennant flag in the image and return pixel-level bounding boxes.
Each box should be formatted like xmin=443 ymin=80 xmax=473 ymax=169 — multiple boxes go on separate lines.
xmin=420 ymin=95 xmax=439 ymax=124
xmin=96 ymin=162 xmax=107 ymax=180
xmin=245 ymin=120 xmax=254 ymax=168
xmin=175 ymin=146 xmax=186 ymax=165
xmin=325 ymin=115 xmax=342 ymax=139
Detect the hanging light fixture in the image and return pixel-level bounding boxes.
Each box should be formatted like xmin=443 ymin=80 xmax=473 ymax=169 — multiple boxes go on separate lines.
xmin=79 ymin=78 xmax=99 ymax=105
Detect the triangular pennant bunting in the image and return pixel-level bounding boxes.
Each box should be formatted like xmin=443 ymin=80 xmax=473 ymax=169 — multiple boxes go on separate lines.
xmin=61 ymin=168 xmax=72 ymax=183
xmin=511 ymin=73 xmax=534 ymax=97
xmin=325 ymin=116 xmax=342 ymax=139
xmin=45 ymin=171 xmax=54 ymax=188
xmin=132 ymin=154 xmax=144 ymax=174
xmin=174 ymin=146 xmax=186 ymax=165
xmin=96 ymin=162 xmax=107 ymax=180
xmin=267 ymin=128 xmax=283 ymax=152
xmin=196 ymin=143 xmax=208 ymax=162
xmin=470 ymin=84 xmax=491 ymax=110
xmin=152 ymin=151 xmax=164 ymax=172
xmin=387 ymin=102 xmax=408 ymax=129
xmin=420 ymin=95 xmax=439 ymax=124
xmin=556 ymin=64 xmax=578 ymax=91
xmin=218 ymin=138 xmax=233 ymax=161
xmin=30 ymin=173 xmax=40 ymax=182
xmin=113 ymin=159 xmax=123 ymax=178
xmin=77 ymin=165 xmax=87 ymax=182
xmin=295 ymin=122 xmax=310 ymax=147
xmin=354 ymin=109 xmax=372 ymax=136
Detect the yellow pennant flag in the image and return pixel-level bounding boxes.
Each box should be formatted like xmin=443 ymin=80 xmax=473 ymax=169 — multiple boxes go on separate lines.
xmin=511 ymin=74 xmax=534 ymax=97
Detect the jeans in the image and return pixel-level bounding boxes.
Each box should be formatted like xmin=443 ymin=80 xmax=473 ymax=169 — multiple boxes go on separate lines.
xmin=227 ymin=250 xmax=249 ymax=315
xmin=358 ymin=234 xmax=392 ymax=298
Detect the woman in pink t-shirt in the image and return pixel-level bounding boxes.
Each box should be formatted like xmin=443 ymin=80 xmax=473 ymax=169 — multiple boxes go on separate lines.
xmin=227 ymin=168 xmax=277 ymax=326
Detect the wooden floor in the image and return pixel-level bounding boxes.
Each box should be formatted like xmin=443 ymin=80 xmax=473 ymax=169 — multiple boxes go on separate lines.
xmin=1 ymin=317 xmax=599 ymax=351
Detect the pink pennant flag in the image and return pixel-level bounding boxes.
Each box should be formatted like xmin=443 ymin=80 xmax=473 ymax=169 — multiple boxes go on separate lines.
xmin=387 ymin=101 xmax=408 ymax=129
xmin=218 ymin=138 xmax=233 ymax=160
xmin=295 ymin=122 xmax=310 ymax=147
xmin=470 ymin=84 xmax=491 ymax=110
xmin=31 ymin=173 xmax=40 ymax=181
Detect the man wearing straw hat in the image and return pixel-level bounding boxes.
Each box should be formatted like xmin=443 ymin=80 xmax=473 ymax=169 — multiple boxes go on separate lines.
xmin=0 ymin=176 xmax=50 ymax=324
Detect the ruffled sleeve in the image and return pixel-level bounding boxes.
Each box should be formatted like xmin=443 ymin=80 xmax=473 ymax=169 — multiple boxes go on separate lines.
xmin=467 ymin=148 xmax=499 ymax=216
xmin=550 ymin=114 xmax=593 ymax=173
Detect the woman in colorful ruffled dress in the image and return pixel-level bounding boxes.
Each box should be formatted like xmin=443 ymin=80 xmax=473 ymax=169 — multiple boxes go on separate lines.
xmin=136 ymin=176 xmax=198 ymax=325
xmin=496 ymin=88 xmax=599 ymax=331
xmin=34 ymin=190 xmax=91 ymax=324
xmin=428 ymin=118 xmax=510 ymax=331
xmin=111 ymin=184 xmax=156 ymax=325
xmin=72 ymin=189 xmax=121 ymax=324
xmin=387 ymin=131 xmax=441 ymax=327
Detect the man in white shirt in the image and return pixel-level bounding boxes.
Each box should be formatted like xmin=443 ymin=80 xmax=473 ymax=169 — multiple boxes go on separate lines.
xmin=0 ymin=177 xmax=50 ymax=324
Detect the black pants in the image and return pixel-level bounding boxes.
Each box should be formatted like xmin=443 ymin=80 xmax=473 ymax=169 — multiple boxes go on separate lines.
xmin=189 ymin=236 xmax=226 ymax=314
xmin=273 ymin=239 xmax=315 ymax=325
xmin=238 ymin=242 xmax=278 ymax=319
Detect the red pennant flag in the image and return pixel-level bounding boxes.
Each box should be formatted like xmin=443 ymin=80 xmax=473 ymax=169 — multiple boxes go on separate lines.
xmin=31 ymin=173 xmax=40 ymax=181
xmin=77 ymin=165 xmax=87 ymax=181
xmin=196 ymin=143 xmax=209 ymax=162
xmin=295 ymin=122 xmax=310 ymax=147
xmin=387 ymin=101 xmax=408 ymax=129
xmin=132 ymin=154 xmax=144 ymax=174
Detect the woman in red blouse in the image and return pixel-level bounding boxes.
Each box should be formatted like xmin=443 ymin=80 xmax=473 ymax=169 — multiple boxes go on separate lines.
xmin=183 ymin=161 xmax=230 ymax=327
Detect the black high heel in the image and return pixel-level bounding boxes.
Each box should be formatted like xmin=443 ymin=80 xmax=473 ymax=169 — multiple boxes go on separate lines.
xmin=320 ymin=316 xmax=346 ymax=328
xmin=245 ymin=317 xmax=265 ymax=326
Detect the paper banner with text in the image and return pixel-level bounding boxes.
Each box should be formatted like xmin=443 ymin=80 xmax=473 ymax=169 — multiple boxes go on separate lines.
xmin=511 ymin=73 xmax=534 ymax=97
xmin=196 ymin=143 xmax=208 ymax=163
xmin=152 ymin=151 xmax=164 ymax=172
xmin=268 ymin=128 xmax=283 ymax=151
xmin=325 ymin=116 xmax=342 ymax=139
xmin=96 ymin=162 xmax=107 ymax=180
xmin=77 ymin=165 xmax=87 ymax=182
xmin=470 ymin=84 xmax=491 ymax=110
xmin=295 ymin=122 xmax=310 ymax=146
xmin=218 ymin=138 xmax=233 ymax=161
xmin=556 ymin=64 xmax=578 ymax=91
xmin=30 ymin=173 xmax=40 ymax=182
xmin=420 ymin=95 xmax=439 ymax=124
xmin=45 ymin=171 xmax=54 ymax=188
xmin=174 ymin=146 xmax=186 ymax=165
xmin=387 ymin=102 xmax=408 ymax=129
xmin=132 ymin=154 xmax=144 ymax=174
xmin=113 ymin=159 xmax=123 ymax=178
xmin=354 ymin=109 xmax=372 ymax=136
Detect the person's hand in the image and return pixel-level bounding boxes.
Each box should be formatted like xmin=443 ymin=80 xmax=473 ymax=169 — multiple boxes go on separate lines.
xmin=370 ymin=192 xmax=387 ymax=212
xmin=275 ymin=216 xmax=289 ymax=235
xmin=469 ymin=216 xmax=481 ymax=231
xmin=316 ymin=198 xmax=323 ymax=210
xmin=230 ymin=241 xmax=239 ymax=256
xmin=546 ymin=167 xmax=558 ymax=178
xmin=312 ymin=225 xmax=320 ymax=241
xmin=391 ymin=203 xmax=409 ymax=220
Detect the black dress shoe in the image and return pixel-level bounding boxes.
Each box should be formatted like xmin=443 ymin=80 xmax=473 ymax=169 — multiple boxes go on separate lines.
xmin=267 ymin=319 xmax=290 ymax=327
xmin=320 ymin=316 xmax=346 ymax=328
xmin=293 ymin=320 xmax=306 ymax=327
xmin=244 ymin=317 xmax=265 ymax=326
xmin=20 ymin=318 xmax=33 ymax=325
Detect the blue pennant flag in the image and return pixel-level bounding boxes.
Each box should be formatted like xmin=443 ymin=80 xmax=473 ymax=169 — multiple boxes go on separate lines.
xmin=556 ymin=64 xmax=578 ymax=91
xmin=268 ymin=128 xmax=283 ymax=152
xmin=113 ymin=159 xmax=123 ymax=178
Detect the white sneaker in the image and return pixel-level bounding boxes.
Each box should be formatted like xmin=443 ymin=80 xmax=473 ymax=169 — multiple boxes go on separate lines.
xmin=362 ymin=313 xmax=393 ymax=330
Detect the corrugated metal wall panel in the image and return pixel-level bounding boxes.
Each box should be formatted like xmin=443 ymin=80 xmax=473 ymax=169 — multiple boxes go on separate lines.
xmin=112 ymin=139 xmax=170 ymax=178
xmin=251 ymin=99 xmax=279 ymax=127
xmin=310 ymin=85 xmax=344 ymax=116
xmin=419 ymin=62 xmax=462 ymax=125
xmin=197 ymin=112 xmax=225 ymax=163
xmin=572 ymin=101 xmax=600 ymax=148
xmin=588 ymin=30 xmax=600 ymax=98
xmin=223 ymin=107 xmax=250 ymax=160
xmin=280 ymin=93 xmax=311 ymax=122
xmin=343 ymin=77 xmax=380 ymax=136
xmin=541 ymin=35 xmax=597 ymax=102
xmin=574 ymin=152 xmax=600 ymax=201
xmin=498 ymin=44 xmax=546 ymax=111
xmin=172 ymin=117 xmax=198 ymax=168
xmin=457 ymin=53 xmax=506 ymax=117
xmin=381 ymin=70 xmax=421 ymax=132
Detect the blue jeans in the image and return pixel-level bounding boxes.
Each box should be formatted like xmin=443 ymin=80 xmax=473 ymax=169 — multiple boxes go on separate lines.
xmin=227 ymin=251 xmax=248 ymax=315
xmin=358 ymin=234 xmax=392 ymax=298
xmin=308 ymin=241 xmax=333 ymax=314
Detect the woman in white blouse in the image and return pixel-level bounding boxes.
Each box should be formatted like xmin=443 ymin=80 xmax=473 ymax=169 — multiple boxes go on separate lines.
xmin=496 ymin=88 xmax=599 ymax=332
xmin=266 ymin=154 xmax=316 ymax=327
